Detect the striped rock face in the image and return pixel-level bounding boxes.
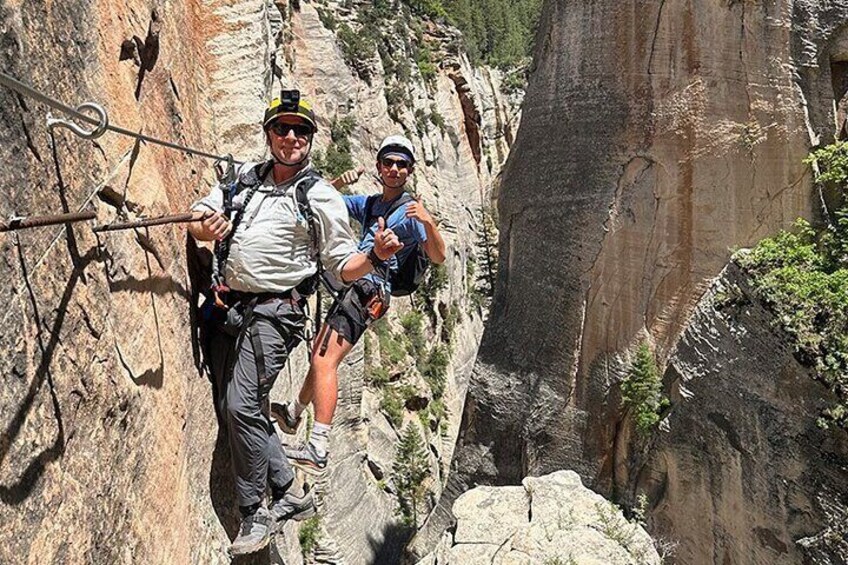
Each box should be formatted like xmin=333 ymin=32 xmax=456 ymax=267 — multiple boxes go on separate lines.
xmin=0 ymin=1 xmax=518 ymax=563
xmin=420 ymin=1 xmax=848 ymax=563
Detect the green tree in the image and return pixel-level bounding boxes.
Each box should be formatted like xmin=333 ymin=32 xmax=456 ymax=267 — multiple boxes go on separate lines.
xmin=403 ymin=0 xmax=447 ymax=18
xmin=392 ymin=423 xmax=431 ymax=526
xmin=620 ymin=343 xmax=669 ymax=434
xmin=421 ymin=344 xmax=449 ymax=398
xmin=475 ymin=205 xmax=499 ymax=299
xmin=443 ymin=0 xmax=543 ymax=68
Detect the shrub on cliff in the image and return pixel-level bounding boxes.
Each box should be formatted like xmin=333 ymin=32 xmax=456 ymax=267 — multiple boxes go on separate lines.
xmin=336 ymin=22 xmax=376 ymax=82
xmin=736 ymin=222 xmax=848 ymax=428
xmin=736 ymin=142 xmax=848 ymax=429
xmin=313 ymin=116 xmax=357 ymax=182
xmin=403 ymin=0 xmax=448 ymax=19
xmin=298 ymin=515 xmax=322 ymax=557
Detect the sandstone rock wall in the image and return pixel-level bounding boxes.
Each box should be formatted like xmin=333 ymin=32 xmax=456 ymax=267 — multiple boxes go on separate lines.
xmin=420 ymin=0 xmax=848 ymax=561
xmin=631 ymin=264 xmax=848 ymax=564
xmin=0 ymin=0 xmax=516 ymax=563
xmin=0 ymin=1 xmax=228 ymax=562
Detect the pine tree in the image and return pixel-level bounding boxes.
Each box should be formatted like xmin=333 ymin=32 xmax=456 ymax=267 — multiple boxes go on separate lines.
xmin=443 ymin=0 xmax=542 ymax=67
xmin=476 ymin=205 xmax=499 ymax=298
xmin=620 ymin=343 xmax=669 ymax=434
xmin=392 ymin=423 xmax=430 ymax=526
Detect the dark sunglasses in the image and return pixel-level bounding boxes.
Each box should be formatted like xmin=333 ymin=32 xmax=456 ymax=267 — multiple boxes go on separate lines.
xmin=269 ymin=122 xmax=313 ymax=138
xmin=380 ymin=157 xmax=411 ymax=170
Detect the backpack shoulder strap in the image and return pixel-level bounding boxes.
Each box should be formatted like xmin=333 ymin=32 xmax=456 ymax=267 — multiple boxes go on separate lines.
xmin=293 ymin=170 xmax=324 ymax=258
xmin=363 ymin=193 xmax=414 ymax=233
xmin=213 ymin=160 xmax=274 ymax=288
xmin=386 ymin=193 xmax=414 ymax=221
xmin=362 ymin=194 xmax=379 ymax=237
xmin=235 ymin=160 xmax=273 ymax=194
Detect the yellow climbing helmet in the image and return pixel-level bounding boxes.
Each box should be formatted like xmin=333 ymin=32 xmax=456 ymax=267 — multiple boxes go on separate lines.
xmin=263 ymin=89 xmax=318 ymax=132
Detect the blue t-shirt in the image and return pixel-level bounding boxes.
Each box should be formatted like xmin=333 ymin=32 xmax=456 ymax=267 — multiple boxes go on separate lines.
xmin=344 ymin=194 xmax=427 ymax=292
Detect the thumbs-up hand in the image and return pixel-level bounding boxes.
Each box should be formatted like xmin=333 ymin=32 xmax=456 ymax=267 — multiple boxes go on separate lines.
xmin=404 ymin=196 xmax=435 ymax=227
xmin=373 ymin=216 xmax=404 ymax=260
xmin=331 ymin=166 xmax=366 ymax=190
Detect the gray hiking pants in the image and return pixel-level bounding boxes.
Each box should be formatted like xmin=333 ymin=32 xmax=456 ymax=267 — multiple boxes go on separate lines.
xmin=208 ymin=296 xmax=304 ymax=509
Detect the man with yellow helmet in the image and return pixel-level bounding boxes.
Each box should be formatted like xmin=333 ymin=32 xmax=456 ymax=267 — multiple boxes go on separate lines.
xmin=188 ymin=90 xmax=403 ymax=556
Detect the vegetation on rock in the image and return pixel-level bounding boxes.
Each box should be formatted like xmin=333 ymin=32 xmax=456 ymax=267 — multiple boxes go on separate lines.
xmin=735 ymin=141 xmax=848 ymax=428
xmin=312 ymin=115 xmax=356 ymax=183
xmin=299 ymin=515 xmax=322 ymax=556
xmin=442 ymin=0 xmax=543 ymax=68
xmin=400 ymin=0 xmax=544 ymax=68
xmin=620 ymin=343 xmax=669 ymax=435
xmin=392 ymin=422 xmax=431 ymax=526
xmin=464 ymin=204 xmax=499 ymax=312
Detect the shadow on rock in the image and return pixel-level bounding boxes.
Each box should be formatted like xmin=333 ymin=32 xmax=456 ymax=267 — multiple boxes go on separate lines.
xmin=211 ymin=427 xmax=278 ymax=565
xmin=211 ymin=425 xmax=241 ymax=538
xmin=367 ymin=521 xmax=414 ymax=565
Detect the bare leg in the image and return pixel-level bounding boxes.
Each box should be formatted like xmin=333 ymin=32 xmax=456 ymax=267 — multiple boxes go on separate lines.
xmin=297 ymin=323 xmax=353 ymax=425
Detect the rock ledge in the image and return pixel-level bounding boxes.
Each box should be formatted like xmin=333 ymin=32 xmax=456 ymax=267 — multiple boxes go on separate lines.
xmin=418 ymin=470 xmax=660 ymax=564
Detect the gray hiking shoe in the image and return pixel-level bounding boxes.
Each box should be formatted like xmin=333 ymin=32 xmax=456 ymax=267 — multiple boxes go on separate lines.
xmin=270 ymin=489 xmax=317 ymax=523
xmin=230 ymin=506 xmax=272 ymax=556
xmin=283 ymin=442 xmax=328 ymax=475
xmin=270 ymin=402 xmax=301 ymax=435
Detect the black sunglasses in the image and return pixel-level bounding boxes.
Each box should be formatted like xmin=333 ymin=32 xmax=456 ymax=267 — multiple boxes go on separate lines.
xmin=269 ymin=122 xmax=313 ymax=138
xmin=380 ymin=157 xmax=411 ymax=170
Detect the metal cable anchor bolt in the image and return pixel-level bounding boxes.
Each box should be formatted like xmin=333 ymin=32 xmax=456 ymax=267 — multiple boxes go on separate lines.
xmin=46 ymin=101 xmax=109 ymax=140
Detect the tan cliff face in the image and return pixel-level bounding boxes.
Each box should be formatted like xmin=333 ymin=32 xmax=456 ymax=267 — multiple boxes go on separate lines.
xmin=420 ymin=0 xmax=848 ymax=562
xmin=634 ymin=264 xmax=848 ymax=564
xmin=0 ymin=0 xmax=516 ymax=562
xmin=264 ymin=3 xmax=519 ymax=562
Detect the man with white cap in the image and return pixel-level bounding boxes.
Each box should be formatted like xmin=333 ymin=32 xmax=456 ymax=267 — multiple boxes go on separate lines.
xmin=274 ymin=135 xmax=446 ymax=473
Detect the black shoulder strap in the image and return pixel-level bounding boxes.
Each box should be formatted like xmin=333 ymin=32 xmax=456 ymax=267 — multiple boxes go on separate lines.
xmin=214 ymin=161 xmax=274 ymax=287
xmin=227 ymin=161 xmax=273 ymax=206
xmin=292 ymin=170 xmax=335 ymax=351
xmin=362 ymin=193 xmax=414 ymax=235
xmin=224 ymin=161 xmax=274 ymax=240
xmin=293 ymin=170 xmax=324 ymax=258
xmin=362 ymin=195 xmax=378 ymax=238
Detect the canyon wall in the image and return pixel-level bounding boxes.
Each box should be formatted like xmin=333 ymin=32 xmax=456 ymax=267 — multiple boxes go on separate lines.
xmin=0 ymin=0 xmax=516 ymax=562
xmin=418 ymin=0 xmax=848 ymax=562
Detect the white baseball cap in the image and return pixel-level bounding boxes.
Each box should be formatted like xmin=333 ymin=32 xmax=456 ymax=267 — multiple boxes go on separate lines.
xmin=377 ymin=135 xmax=416 ymax=164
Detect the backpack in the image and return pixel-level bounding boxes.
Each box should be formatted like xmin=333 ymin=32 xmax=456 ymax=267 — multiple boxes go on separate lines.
xmin=215 ymin=160 xmax=324 ymax=298
xmin=362 ymin=193 xmax=430 ymax=296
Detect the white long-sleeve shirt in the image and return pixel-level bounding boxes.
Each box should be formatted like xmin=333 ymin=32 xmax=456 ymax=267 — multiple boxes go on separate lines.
xmin=192 ymin=163 xmax=358 ymax=294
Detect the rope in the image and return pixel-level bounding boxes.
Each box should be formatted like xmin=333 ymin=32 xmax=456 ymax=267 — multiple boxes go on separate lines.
xmin=0 ymin=70 xmax=244 ymax=166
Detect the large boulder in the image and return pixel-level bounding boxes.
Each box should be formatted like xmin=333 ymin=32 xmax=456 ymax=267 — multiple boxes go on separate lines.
xmin=418 ymin=470 xmax=660 ymax=564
